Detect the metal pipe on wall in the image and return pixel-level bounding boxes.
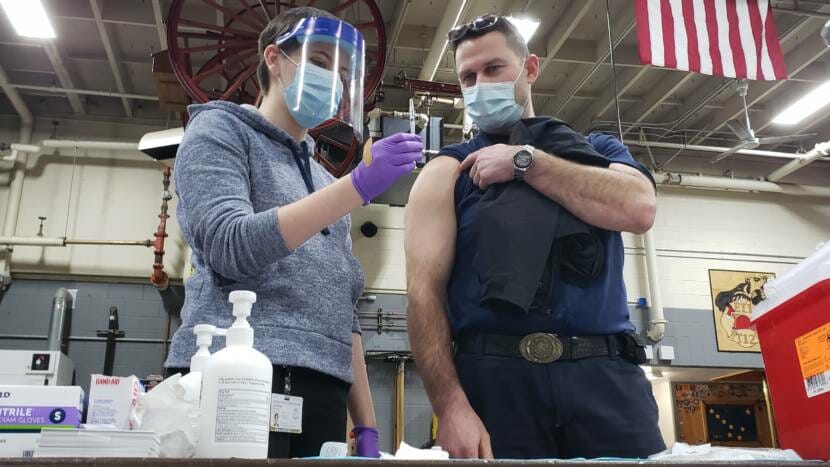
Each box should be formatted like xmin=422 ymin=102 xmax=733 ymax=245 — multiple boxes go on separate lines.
xmin=46 ymin=288 xmax=73 ymax=355
xmin=0 ymin=64 xmax=33 ymax=289
xmin=0 ymin=236 xmax=66 ymax=246
xmin=624 ymin=139 xmax=828 ymax=161
xmin=766 ymin=140 xmax=830 ymax=182
xmin=0 ymin=334 xmax=169 ymax=345
xmin=0 ymin=124 xmax=31 ymax=288
xmin=393 ymin=358 xmax=406 ymax=449
xmin=40 ymin=139 xmax=138 ymax=151
xmin=0 ymin=237 xmax=152 ymax=247
xmin=653 ymin=171 xmax=830 ymax=198
xmin=1 ymin=139 xmax=141 ymax=163
xmin=65 ymin=239 xmax=151 ymax=246
xmin=642 ymin=229 xmax=667 ymax=342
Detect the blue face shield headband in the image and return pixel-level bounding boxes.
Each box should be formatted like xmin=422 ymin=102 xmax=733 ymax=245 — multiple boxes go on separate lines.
xmin=275 ymin=16 xmax=366 ymax=140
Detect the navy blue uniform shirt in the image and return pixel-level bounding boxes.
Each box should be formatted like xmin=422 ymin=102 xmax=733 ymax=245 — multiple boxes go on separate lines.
xmin=440 ymin=130 xmax=654 ymax=338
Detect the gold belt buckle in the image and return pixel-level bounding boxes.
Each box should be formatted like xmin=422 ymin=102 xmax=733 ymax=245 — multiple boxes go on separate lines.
xmin=519 ymin=333 xmax=564 ymax=364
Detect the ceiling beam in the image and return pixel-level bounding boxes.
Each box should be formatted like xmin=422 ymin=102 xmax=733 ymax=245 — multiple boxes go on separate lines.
xmin=537 ymin=0 xmax=595 ymax=77
xmin=773 ymin=5 xmax=830 ymax=19
xmin=419 ymin=0 xmax=470 ymax=81
xmin=53 ymin=14 xmax=201 ymax=34
xmin=687 ymin=18 xmax=829 ymax=145
xmin=151 ymin=0 xmax=167 ymax=50
xmin=67 ymin=52 xmax=151 ymax=67
xmin=385 ymin=0 xmax=411 ymax=66
xmin=571 ymin=66 xmax=650 ymax=132
xmin=0 ymin=65 xmax=33 ymax=125
xmin=619 ymin=73 xmax=696 ymax=136
xmin=42 ymin=42 xmax=86 ymax=115
xmin=5 ymin=83 xmax=159 ymax=101
xmin=539 ymin=10 xmax=636 ymax=117
xmin=90 ymin=0 xmax=132 ymax=117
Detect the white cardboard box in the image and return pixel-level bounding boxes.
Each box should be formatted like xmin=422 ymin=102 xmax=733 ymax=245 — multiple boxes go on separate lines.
xmin=0 ymin=385 xmax=84 ymax=431
xmin=0 ymin=433 xmax=39 ymax=458
xmin=87 ymin=375 xmax=143 ymax=429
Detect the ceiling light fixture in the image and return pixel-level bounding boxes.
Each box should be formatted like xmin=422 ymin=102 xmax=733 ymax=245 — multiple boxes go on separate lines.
xmin=772 ymin=80 xmax=830 ymax=125
xmin=0 ymin=0 xmax=56 ymax=39
xmin=507 ymin=16 xmax=540 ymax=44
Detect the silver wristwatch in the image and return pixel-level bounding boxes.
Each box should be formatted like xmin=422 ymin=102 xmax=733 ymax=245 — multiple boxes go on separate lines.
xmin=513 ymin=144 xmax=535 ymax=181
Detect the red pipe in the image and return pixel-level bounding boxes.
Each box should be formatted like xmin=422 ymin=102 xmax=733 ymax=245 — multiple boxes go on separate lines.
xmin=151 ymin=167 xmax=172 ymax=290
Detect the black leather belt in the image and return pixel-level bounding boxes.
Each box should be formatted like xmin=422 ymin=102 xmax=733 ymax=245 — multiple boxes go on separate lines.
xmin=456 ymin=333 xmax=627 ymax=364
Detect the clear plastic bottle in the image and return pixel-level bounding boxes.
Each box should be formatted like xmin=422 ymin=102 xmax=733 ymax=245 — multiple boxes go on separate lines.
xmin=196 ymin=291 xmax=272 ymax=459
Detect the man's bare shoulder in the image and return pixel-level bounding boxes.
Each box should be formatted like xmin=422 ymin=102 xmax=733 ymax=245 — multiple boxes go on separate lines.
xmin=416 ymin=156 xmax=461 ymax=186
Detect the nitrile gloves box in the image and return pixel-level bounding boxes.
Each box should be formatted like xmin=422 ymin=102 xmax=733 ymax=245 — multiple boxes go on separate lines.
xmin=0 ymin=385 xmax=84 ymax=431
xmin=87 ymin=375 xmax=143 ymax=429
xmin=0 ymin=433 xmax=40 ymax=458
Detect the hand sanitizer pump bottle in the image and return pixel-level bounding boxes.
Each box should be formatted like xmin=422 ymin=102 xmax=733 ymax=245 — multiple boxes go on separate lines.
xmin=196 ymin=291 xmax=272 ymax=459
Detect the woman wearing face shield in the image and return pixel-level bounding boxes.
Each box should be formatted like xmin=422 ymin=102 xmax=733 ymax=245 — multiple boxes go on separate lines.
xmin=165 ymin=7 xmax=422 ymax=459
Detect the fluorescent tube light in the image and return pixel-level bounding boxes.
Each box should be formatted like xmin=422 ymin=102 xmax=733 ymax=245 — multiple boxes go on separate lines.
xmin=507 ymin=16 xmax=540 ymax=43
xmin=772 ymin=80 xmax=830 ymax=125
xmin=0 ymin=0 xmax=56 ymax=39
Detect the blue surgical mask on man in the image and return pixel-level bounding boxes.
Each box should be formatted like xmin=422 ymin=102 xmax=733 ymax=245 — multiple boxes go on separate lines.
xmin=462 ymin=60 xmax=528 ymax=133
xmin=279 ymin=51 xmax=344 ymax=129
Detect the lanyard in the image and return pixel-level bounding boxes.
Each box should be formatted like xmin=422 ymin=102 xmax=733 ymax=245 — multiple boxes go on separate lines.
xmin=291 ymin=147 xmax=330 ymax=236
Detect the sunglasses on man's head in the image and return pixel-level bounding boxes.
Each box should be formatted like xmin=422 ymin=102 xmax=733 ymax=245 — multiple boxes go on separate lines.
xmin=447 ymin=15 xmax=501 ymax=44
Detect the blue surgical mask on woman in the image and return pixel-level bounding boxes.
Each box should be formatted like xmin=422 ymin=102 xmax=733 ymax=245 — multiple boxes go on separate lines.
xmin=462 ymin=60 xmax=527 ymax=133
xmin=279 ymin=51 xmax=344 ymax=129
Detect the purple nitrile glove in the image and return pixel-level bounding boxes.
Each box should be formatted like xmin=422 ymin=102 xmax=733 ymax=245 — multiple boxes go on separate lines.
xmin=351 ymin=133 xmax=423 ymax=204
xmin=352 ymin=426 xmax=381 ymax=458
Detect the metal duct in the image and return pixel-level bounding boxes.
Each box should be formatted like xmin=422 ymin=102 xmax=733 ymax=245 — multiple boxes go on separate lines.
xmin=47 ymin=288 xmax=73 ymax=354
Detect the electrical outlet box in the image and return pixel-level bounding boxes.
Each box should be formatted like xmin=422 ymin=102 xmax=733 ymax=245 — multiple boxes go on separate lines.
xmin=644 ymin=344 xmax=654 ymax=361
xmin=658 ymin=345 xmax=675 ymax=361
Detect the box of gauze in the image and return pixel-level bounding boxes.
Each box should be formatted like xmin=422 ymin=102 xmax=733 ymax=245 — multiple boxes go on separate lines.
xmin=0 ymin=385 xmax=84 ymax=431
xmin=87 ymin=375 xmax=143 ymax=429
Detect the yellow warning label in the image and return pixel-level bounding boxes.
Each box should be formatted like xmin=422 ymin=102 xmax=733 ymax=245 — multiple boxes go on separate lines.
xmin=795 ymin=322 xmax=830 ymax=379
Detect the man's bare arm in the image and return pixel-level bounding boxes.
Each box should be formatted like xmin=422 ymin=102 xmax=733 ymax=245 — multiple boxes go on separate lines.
xmin=405 ymin=156 xmax=492 ymax=459
xmin=461 ymin=144 xmax=656 ymax=234
xmin=525 ymin=156 xmax=656 ymax=234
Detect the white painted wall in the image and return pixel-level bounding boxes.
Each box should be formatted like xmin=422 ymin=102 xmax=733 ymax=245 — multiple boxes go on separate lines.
xmin=650 ymin=378 xmax=677 ymax=448
xmin=0 ymin=115 xmax=188 ymax=280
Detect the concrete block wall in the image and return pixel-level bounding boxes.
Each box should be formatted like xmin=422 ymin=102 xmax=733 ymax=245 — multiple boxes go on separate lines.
xmin=0 ymin=279 xmax=176 ymax=392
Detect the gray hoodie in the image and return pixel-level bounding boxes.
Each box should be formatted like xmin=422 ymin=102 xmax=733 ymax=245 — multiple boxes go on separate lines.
xmin=165 ymin=101 xmax=364 ymax=383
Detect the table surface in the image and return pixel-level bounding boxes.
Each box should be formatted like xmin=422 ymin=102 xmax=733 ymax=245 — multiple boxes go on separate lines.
xmin=0 ymin=460 xmax=826 ymax=466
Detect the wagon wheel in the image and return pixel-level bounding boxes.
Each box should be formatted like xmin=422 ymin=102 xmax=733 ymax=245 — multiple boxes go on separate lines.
xmin=167 ymin=0 xmax=385 ymax=108
xmin=167 ymin=0 xmax=385 ymax=174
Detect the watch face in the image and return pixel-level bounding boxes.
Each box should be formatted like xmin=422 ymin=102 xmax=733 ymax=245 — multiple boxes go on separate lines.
xmin=515 ymin=150 xmax=533 ymax=169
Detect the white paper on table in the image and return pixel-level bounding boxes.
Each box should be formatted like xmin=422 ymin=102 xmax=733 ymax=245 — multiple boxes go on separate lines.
xmin=380 ymin=442 xmax=450 ymax=460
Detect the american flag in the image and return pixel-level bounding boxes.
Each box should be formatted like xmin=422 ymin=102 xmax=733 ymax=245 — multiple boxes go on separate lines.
xmin=635 ymin=0 xmax=788 ymax=80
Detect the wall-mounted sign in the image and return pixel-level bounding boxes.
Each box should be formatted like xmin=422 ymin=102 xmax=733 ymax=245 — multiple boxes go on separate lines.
xmin=709 ymin=270 xmax=775 ymax=352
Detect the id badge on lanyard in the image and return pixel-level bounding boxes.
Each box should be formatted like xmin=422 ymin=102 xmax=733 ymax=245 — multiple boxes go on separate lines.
xmin=271 ymin=366 xmax=303 ymax=433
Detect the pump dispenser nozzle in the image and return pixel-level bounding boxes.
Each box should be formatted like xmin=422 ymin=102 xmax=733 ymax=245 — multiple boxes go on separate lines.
xmin=191 ymin=324 xmax=219 ymax=372
xmin=227 ymin=291 xmax=257 ymax=347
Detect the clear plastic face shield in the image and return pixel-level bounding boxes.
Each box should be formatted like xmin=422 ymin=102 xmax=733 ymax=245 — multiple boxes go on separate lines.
xmin=276 ymin=16 xmax=366 ymax=141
